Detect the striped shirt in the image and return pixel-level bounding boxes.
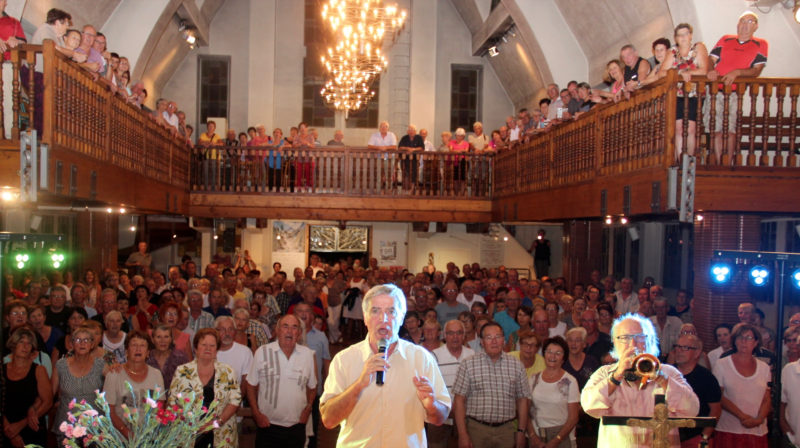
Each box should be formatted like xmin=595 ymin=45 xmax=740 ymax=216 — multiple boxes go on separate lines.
xmin=246 ymin=341 xmax=316 ymax=427
xmin=452 ymin=352 xmax=531 ymax=423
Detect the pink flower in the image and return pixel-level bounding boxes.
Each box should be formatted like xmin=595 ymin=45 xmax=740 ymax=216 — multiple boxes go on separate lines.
xmin=72 ymin=425 xmax=87 ymax=437
xmin=213 ymin=420 xmax=220 ymax=429
xmin=80 ymin=399 xmax=86 ymax=405
xmin=82 ymin=409 xmax=99 ymax=417
xmin=61 ymin=423 xmax=73 ymax=438
xmin=59 ymin=422 xmax=70 ymax=433
xmin=68 ymin=399 xmax=77 ymax=410
xmin=67 ymin=413 xmax=77 ymax=423
xmin=145 ymin=397 xmax=158 ymax=409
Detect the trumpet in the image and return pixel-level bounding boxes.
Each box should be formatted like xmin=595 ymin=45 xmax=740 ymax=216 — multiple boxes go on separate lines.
xmin=632 ymin=353 xmax=660 ymax=389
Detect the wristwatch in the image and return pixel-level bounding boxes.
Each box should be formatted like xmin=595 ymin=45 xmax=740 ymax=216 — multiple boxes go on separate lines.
xmin=609 ymin=375 xmax=622 ymax=386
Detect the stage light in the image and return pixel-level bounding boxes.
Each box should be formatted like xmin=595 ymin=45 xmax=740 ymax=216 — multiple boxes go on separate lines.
xmin=13 ymin=251 xmax=30 ymax=270
xmin=49 ymin=251 xmax=65 ymax=269
xmin=620 ymin=216 xmax=629 ymax=225
xmin=695 ymin=214 xmax=704 ymax=222
xmin=710 ymin=263 xmax=732 ymax=284
xmin=748 ymin=265 xmax=770 ymax=287
xmin=604 ymin=216 xmax=613 ymax=225
xmin=791 ymin=269 xmax=800 ymax=290
xmin=488 ymin=46 xmax=499 ymax=57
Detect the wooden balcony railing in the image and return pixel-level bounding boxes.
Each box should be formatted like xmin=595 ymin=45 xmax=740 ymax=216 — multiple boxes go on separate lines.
xmin=495 ymin=71 xmax=800 ymax=198
xmin=190 ymin=146 xmax=494 ymax=199
xmin=2 ymin=41 xmax=189 ymax=190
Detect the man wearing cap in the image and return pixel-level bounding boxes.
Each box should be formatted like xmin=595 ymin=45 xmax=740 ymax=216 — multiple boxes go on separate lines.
xmin=705 ymin=11 xmax=768 ymax=164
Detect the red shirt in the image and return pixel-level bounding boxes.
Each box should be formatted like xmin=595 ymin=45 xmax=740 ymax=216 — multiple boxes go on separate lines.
xmin=0 ymin=14 xmax=26 ymax=61
xmin=710 ymin=35 xmax=768 ymax=76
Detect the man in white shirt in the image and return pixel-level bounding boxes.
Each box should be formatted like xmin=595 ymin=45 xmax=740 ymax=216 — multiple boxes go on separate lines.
xmin=456 ymin=280 xmax=485 ymax=309
xmin=320 ymin=284 xmax=450 ymax=447
xmin=215 ymin=316 xmax=253 ymax=387
xmin=367 ymin=121 xmax=398 ymax=149
xmin=430 ymin=320 xmax=474 ymax=448
xmin=615 ymin=277 xmax=639 ymax=316
xmin=545 ymin=83 xmax=565 ymax=120
xmin=246 ymin=314 xmax=317 ymax=448
xmin=649 ymin=298 xmax=683 ymax=361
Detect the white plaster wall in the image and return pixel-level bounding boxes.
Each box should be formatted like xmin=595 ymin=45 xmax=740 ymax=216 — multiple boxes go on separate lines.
xmin=162 ymin=0 xmax=251 ymax=133
xmin=408 ymin=0 xmax=438 ymax=135
xmin=247 ymin=0 xmax=276 ymax=132
xmin=101 ymin=0 xmax=171 ymax=72
xmin=434 ymin=0 xmax=515 ymax=138
xmin=516 ymin=0 xmax=587 ymax=89
xmin=369 ymin=222 xmax=409 ymax=268
xmin=407 ymin=224 xmax=533 ymax=274
xmin=692 ymin=0 xmax=800 ymax=78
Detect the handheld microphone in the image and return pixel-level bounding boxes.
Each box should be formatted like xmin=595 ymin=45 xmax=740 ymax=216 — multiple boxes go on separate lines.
xmin=376 ymin=339 xmax=388 ymax=386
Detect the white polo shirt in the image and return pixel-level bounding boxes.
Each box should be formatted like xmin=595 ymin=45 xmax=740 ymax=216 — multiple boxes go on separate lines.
xmin=367 ymin=131 xmax=397 ymax=147
xmin=456 ymin=293 xmax=486 ymax=309
xmin=321 ymin=338 xmax=452 ymax=447
xmin=217 ymin=342 xmax=253 ymax=385
xmin=782 ymin=361 xmax=800 ymax=446
xmin=246 ymin=341 xmax=317 ymax=427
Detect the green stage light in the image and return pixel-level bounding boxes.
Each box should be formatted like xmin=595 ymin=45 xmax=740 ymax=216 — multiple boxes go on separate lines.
xmin=14 ymin=252 xmax=30 ymax=270
xmin=49 ymin=251 xmax=65 ymax=269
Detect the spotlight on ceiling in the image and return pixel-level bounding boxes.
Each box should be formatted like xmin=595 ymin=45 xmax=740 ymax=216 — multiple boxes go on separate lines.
xmin=488 ymin=46 xmax=499 ymax=57
xmin=179 ymin=20 xmax=197 ymax=49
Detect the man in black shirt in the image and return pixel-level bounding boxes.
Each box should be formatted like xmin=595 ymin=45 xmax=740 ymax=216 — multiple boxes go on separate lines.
xmin=674 ymin=334 xmax=721 ymax=445
xmin=397 ymin=124 xmax=424 ymax=189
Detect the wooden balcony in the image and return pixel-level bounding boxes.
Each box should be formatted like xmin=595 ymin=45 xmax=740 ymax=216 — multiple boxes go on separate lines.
xmin=189 ymin=148 xmax=494 ymax=222
xmin=0 ymin=42 xmax=189 ymax=214
xmin=493 ymin=71 xmax=800 ymax=222
xmin=1 ymin=43 xmax=798 ymax=223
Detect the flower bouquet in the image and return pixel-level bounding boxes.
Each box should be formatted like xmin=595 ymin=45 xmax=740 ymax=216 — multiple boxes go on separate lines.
xmin=54 ymin=382 xmax=218 ymax=448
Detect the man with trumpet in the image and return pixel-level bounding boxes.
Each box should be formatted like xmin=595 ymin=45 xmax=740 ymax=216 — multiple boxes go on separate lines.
xmin=581 ymin=313 xmax=699 ymax=447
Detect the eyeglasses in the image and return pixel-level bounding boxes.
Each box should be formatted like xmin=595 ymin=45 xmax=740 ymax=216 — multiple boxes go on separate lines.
xmin=737 ymin=335 xmax=756 ymax=342
xmin=483 ymin=334 xmax=504 ymax=341
xmin=9 ymin=311 xmax=26 ymax=316
xmin=545 ymin=350 xmax=564 ymax=356
xmin=680 ymin=330 xmax=697 ymax=335
xmin=444 ymin=289 xmax=458 ymax=293
xmin=74 ymin=337 xmax=92 ymax=344
xmin=674 ymin=344 xmax=698 ymax=351
xmin=445 ymin=331 xmax=464 ymax=336
xmin=615 ymin=333 xmax=646 ymax=343
xmin=790 ymin=320 xmax=800 ymax=326
xmin=164 ymin=312 xmax=178 ymax=317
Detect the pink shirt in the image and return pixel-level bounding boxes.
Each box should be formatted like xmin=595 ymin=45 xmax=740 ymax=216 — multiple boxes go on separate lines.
xmin=580 ymin=363 xmax=699 ymax=448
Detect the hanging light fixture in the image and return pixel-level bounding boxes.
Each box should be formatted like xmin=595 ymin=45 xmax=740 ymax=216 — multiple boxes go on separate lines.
xmin=320 ymin=0 xmax=406 ymax=117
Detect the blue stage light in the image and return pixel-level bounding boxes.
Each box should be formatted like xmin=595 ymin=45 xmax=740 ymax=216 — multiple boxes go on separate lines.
xmin=791 ymin=269 xmax=800 ymax=290
xmin=710 ymin=263 xmax=732 ymax=284
xmin=748 ymin=265 xmax=770 ymax=287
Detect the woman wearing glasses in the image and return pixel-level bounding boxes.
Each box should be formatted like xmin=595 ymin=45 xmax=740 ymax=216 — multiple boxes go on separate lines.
xmin=712 ymin=323 xmax=770 ymax=447
xmin=51 ymin=324 xmax=107 ymax=444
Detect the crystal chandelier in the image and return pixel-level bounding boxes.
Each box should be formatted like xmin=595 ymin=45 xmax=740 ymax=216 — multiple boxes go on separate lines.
xmin=320 ymin=0 xmax=406 ymax=116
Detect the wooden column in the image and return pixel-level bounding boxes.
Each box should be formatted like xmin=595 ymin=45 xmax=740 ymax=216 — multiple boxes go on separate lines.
xmin=75 ymin=210 xmax=119 ymax=273
xmin=692 ymin=212 xmax=762 ymax=350
xmin=562 ymin=219 xmax=604 ymax=285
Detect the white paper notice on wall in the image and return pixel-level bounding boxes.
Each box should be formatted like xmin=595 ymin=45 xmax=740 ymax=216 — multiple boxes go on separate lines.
xmin=480 ymin=235 xmax=504 ymax=268
xmin=380 ymin=241 xmax=397 ymax=262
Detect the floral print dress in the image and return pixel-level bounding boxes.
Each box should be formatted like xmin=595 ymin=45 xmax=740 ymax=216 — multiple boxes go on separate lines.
xmin=168 ymin=361 xmax=242 ymax=447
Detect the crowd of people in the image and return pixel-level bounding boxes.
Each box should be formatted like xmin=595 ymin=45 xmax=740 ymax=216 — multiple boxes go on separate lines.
xmin=3 ymin=237 xmax=800 ymax=448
